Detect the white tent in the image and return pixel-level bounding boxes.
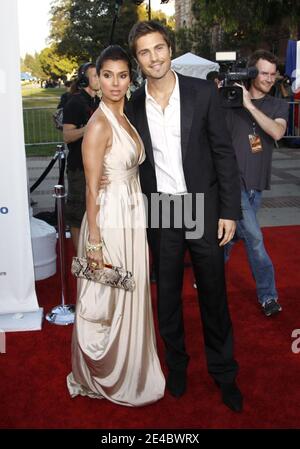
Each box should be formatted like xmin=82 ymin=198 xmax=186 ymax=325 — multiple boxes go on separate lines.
xmin=171 ymin=52 xmax=219 ymax=80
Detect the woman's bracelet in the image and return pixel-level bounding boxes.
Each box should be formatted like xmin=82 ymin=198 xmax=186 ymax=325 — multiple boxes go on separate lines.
xmin=86 ymin=239 xmax=103 ymax=253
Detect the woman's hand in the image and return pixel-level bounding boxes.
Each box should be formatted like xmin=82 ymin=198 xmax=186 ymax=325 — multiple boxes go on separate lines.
xmin=99 ymin=175 xmax=110 ymax=190
xmin=87 ymin=249 xmax=104 ymax=270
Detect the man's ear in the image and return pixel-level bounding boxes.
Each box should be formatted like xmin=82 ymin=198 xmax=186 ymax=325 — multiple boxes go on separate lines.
xmin=169 ymin=47 xmax=172 ymax=58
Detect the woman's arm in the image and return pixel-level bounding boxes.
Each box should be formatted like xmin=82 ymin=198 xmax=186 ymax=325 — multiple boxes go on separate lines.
xmin=82 ymin=113 xmax=111 ymax=267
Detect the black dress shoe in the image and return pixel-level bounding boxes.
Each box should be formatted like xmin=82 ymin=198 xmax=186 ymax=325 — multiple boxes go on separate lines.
xmin=215 ymin=381 xmax=243 ymax=412
xmin=166 ymin=370 xmax=187 ymax=397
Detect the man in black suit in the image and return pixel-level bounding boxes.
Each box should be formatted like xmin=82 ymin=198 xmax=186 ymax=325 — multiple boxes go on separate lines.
xmin=125 ymin=21 xmax=243 ymax=412
xmin=126 ymin=21 xmax=242 ymax=412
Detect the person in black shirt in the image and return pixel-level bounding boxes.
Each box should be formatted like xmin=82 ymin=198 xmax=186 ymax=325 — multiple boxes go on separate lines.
xmin=57 ymin=80 xmax=72 ymax=109
xmin=206 ymin=70 xmax=222 ymax=88
xmin=225 ymin=50 xmax=289 ymax=317
xmin=63 ymin=63 xmax=100 ymax=251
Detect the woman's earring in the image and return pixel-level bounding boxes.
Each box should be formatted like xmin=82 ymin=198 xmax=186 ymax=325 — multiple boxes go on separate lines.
xmin=126 ymin=85 xmax=131 ymax=99
xmin=97 ymin=87 xmax=102 ymax=99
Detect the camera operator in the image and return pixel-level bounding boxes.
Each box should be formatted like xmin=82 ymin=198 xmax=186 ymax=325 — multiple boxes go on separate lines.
xmin=225 ymin=49 xmax=289 ymax=317
xmin=271 ymin=70 xmax=293 ymax=100
xmin=63 ymin=63 xmax=100 ymax=251
xmin=206 ymin=70 xmax=222 ymax=88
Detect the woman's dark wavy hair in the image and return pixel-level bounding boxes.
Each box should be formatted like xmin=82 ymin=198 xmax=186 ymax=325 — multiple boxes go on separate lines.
xmin=96 ymin=45 xmax=132 ymax=79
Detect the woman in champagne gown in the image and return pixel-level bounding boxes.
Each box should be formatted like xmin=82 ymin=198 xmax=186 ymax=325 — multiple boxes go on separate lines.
xmin=67 ymin=46 xmax=165 ymax=406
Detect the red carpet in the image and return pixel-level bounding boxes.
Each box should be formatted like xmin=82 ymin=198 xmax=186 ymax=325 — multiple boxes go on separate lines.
xmin=1 ymin=226 xmax=300 ymax=429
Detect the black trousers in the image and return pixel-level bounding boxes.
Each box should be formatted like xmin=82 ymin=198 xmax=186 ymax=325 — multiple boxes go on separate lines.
xmin=147 ymin=195 xmax=238 ymax=384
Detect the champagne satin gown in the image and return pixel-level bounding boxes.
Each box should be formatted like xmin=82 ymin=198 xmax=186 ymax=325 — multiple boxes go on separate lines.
xmin=67 ymin=101 xmax=165 ymax=406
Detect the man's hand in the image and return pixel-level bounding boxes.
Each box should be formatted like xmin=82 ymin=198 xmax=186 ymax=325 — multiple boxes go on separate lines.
xmin=234 ymin=83 xmax=253 ymax=110
xmin=218 ymin=219 xmax=236 ymax=246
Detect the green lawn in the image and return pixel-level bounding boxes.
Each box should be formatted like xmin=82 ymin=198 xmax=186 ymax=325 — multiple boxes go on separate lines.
xmin=26 ymin=144 xmax=62 ymax=157
xmin=22 ymin=86 xmax=66 ymax=156
xmin=22 ymin=87 xmax=65 ymax=106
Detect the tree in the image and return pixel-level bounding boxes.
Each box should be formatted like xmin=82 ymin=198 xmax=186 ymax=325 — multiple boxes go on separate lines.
xmin=49 ymin=0 xmax=139 ymax=62
xmin=20 ymin=57 xmax=27 ymax=73
xmin=39 ymin=46 xmax=77 ymax=80
xmin=21 ymin=53 xmax=47 ymax=79
xmin=175 ymin=28 xmax=193 ymax=56
xmin=204 ymin=0 xmax=300 ymax=37
xmin=49 ymin=0 xmax=72 ymax=43
xmin=192 ymin=0 xmax=300 ymax=53
xmin=137 ymin=2 xmax=175 ymax=29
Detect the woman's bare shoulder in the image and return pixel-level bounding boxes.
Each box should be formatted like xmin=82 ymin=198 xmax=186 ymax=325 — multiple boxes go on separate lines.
xmin=87 ymin=108 xmax=111 ymax=137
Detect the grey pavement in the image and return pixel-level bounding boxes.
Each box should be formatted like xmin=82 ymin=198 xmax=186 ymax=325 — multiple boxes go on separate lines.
xmin=27 ymin=155 xmax=63 ymax=215
xmin=258 ymin=144 xmax=300 ymax=226
xmin=26 ymin=144 xmax=300 ymax=227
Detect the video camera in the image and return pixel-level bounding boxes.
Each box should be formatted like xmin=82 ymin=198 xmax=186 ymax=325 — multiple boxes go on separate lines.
xmin=216 ymin=51 xmax=258 ymax=108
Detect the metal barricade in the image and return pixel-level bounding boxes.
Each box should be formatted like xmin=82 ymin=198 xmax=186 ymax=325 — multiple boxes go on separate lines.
xmin=285 ymin=101 xmax=300 ymax=139
xmin=23 ymin=107 xmax=62 ymax=146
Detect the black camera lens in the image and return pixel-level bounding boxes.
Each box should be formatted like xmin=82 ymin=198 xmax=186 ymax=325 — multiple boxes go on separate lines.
xmin=227 ymin=89 xmax=237 ymax=100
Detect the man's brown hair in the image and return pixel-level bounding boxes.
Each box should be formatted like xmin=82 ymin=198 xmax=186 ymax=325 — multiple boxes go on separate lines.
xmin=248 ymin=49 xmax=278 ymax=68
xmin=128 ymin=20 xmax=171 ymax=58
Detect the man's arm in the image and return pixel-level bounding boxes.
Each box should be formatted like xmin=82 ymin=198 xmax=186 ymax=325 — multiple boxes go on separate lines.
xmin=206 ymin=83 xmax=242 ymax=221
xmin=63 ymin=124 xmax=86 ymax=144
xmin=237 ymin=83 xmax=287 ymax=141
xmin=205 ymin=83 xmax=241 ymax=244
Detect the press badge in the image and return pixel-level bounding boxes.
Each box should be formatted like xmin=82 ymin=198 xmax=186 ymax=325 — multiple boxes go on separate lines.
xmin=249 ymin=119 xmax=263 ymax=153
xmin=248 ymin=134 xmax=263 ymax=153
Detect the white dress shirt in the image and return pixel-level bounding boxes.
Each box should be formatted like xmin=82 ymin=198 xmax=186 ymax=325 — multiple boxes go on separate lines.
xmin=145 ymin=71 xmax=187 ymax=195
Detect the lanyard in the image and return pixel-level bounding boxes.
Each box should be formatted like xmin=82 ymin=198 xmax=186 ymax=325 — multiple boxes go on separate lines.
xmin=250 ymin=95 xmax=266 ymax=135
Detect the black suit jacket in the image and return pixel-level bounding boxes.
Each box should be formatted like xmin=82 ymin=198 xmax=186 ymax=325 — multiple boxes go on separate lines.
xmin=126 ymin=72 xmax=241 ymax=242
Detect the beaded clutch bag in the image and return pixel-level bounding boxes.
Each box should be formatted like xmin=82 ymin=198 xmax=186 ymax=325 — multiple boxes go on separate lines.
xmin=71 ymin=257 xmax=135 ymax=292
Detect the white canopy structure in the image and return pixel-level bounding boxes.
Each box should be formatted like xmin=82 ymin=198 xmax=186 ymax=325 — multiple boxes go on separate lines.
xmin=171 ymin=52 xmax=220 ymax=80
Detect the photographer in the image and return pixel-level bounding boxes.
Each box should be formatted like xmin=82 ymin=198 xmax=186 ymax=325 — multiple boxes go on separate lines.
xmin=271 ymin=70 xmax=293 ymax=100
xmin=225 ymin=49 xmax=289 ymax=317
xmin=206 ymin=70 xmax=222 ymax=88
